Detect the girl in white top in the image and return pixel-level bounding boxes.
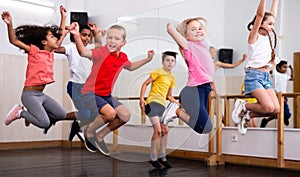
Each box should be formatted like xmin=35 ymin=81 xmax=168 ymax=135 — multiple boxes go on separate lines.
xmin=232 ymin=0 xmax=280 ymax=135
xmin=56 ymin=8 xmax=104 ymax=143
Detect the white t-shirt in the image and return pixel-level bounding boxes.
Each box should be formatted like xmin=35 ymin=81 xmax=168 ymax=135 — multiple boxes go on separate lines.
xmin=247 ymin=34 xmax=279 ymax=69
xmin=63 ymin=43 xmax=93 ymax=84
xmin=273 ymin=69 xmax=290 ymax=93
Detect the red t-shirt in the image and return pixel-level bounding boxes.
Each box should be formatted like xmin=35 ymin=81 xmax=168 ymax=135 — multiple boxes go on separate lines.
xmin=82 ymin=46 xmax=132 ymax=96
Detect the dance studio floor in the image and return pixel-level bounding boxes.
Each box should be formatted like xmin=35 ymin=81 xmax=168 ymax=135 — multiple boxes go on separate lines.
xmin=1 ymin=147 xmax=300 ymax=177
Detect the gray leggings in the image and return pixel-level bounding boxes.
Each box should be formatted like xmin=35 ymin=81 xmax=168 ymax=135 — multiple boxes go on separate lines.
xmin=21 ymin=90 xmax=66 ymax=128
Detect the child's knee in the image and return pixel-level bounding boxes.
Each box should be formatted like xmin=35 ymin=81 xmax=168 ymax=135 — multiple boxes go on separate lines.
xmin=103 ymin=110 xmax=117 ymax=121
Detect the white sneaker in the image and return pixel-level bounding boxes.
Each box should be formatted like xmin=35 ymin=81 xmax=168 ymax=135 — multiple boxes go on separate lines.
xmin=161 ymin=102 xmax=179 ymax=126
xmin=232 ymin=99 xmax=247 ymax=124
xmin=237 ymin=117 xmax=249 ymax=135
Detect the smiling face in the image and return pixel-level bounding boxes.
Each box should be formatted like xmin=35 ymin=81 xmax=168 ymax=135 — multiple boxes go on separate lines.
xmin=260 ymin=15 xmax=275 ymax=35
xmin=162 ymin=55 xmax=176 ymax=72
xmin=105 ymin=28 xmax=126 ymax=54
xmin=80 ymin=28 xmax=92 ymax=46
xmin=185 ymin=20 xmax=206 ymax=42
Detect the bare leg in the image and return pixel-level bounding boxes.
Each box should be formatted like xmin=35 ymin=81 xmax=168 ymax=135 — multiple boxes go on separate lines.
xmin=246 ymin=88 xmax=280 ymax=118
xmin=86 ymin=104 xmax=116 ymax=138
xmin=160 ymin=123 xmax=168 ymax=156
xmin=149 ymin=116 xmax=161 ymax=159
xmin=95 ymin=105 xmax=130 ymax=142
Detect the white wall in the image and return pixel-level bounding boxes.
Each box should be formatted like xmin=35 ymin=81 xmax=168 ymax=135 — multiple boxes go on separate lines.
xmin=280 ymin=0 xmax=300 ymax=62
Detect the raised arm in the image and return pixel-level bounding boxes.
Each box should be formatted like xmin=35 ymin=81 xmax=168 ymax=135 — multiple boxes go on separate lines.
xmin=270 ymin=0 xmax=279 ymax=19
xmin=1 ymin=11 xmax=30 ymax=52
xmin=139 ymin=76 xmax=153 ymax=110
xmin=216 ymin=53 xmax=247 ymax=68
xmin=55 ymin=5 xmax=68 ymax=53
xmin=167 ymin=22 xmax=188 ymax=49
xmin=88 ymin=22 xmax=105 ymax=48
xmin=67 ymin=22 xmax=92 ymax=59
xmin=248 ymin=0 xmax=266 ymax=44
xmin=289 ymin=65 xmax=294 ymax=81
xmin=126 ymin=50 xmax=154 ymax=71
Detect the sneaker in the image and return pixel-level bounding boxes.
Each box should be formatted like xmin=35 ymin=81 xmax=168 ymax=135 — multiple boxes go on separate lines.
xmin=158 ymin=158 xmax=172 ymax=169
xmin=232 ymin=99 xmax=247 ymax=124
xmin=94 ymin=139 xmax=110 ymax=156
xmin=25 ymin=119 xmax=30 ymax=127
xmin=161 ymin=102 xmax=179 ymax=126
xmin=237 ymin=117 xmax=249 ymax=135
xmin=83 ymin=130 xmax=97 ymax=153
xmin=43 ymin=118 xmax=57 ymax=134
xmin=149 ymin=160 xmax=161 ymax=169
xmin=5 ymin=104 xmax=22 ymax=125
xmin=260 ymin=118 xmax=268 ymax=128
xmin=284 ymin=118 xmax=289 ymax=126
xmin=69 ymin=120 xmax=81 ymax=141
xmin=77 ymin=131 xmax=85 ymax=143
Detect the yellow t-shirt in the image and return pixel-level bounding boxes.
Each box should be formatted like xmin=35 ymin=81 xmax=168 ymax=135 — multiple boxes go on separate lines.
xmin=241 ymin=83 xmax=257 ymax=103
xmin=146 ymin=68 xmax=176 ymax=106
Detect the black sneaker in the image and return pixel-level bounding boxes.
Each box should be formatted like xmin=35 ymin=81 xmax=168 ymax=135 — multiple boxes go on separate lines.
xmin=149 ymin=160 xmax=161 ymax=169
xmin=69 ymin=120 xmax=81 ymax=141
xmin=43 ymin=118 xmax=57 ymax=134
xmin=284 ymin=118 xmax=289 ymax=126
xmin=158 ymin=158 xmax=172 ymax=169
xmin=94 ymin=139 xmax=110 ymax=155
xmin=83 ymin=130 xmax=97 ymax=153
xmin=260 ymin=118 xmax=268 ymax=128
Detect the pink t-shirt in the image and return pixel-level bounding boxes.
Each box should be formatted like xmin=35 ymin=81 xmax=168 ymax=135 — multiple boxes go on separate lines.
xmin=181 ymin=41 xmax=214 ymax=86
xmin=24 ymin=45 xmax=55 ymax=86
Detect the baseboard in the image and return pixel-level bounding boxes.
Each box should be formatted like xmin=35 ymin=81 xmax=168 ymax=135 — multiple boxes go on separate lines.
xmin=0 ymin=140 xmax=84 ymax=150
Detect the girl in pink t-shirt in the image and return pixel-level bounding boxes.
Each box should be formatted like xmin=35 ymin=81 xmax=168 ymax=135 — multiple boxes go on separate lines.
xmin=164 ymin=17 xmax=214 ymax=134
xmin=2 ymin=6 xmax=76 ymax=133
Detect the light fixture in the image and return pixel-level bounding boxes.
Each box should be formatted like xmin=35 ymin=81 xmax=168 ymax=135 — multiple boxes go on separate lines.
xmin=12 ymin=0 xmax=55 ymax=9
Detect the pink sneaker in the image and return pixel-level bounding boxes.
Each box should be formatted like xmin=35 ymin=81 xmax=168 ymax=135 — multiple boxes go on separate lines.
xmin=5 ymin=104 xmax=23 ymax=125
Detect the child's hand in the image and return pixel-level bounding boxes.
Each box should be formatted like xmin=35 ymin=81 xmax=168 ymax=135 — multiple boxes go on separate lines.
xmin=147 ymin=50 xmax=155 ymax=61
xmin=60 ymin=5 xmax=67 ymax=17
xmin=289 ymin=65 xmax=293 ymax=69
xmin=1 ymin=11 xmax=12 ymax=25
xmin=139 ymin=99 xmax=146 ymax=110
xmin=66 ymin=22 xmax=80 ymax=36
xmin=242 ymin=54 xmax=248 ymax=61
xmin=88 ymin=22 xmax=106 ymax=37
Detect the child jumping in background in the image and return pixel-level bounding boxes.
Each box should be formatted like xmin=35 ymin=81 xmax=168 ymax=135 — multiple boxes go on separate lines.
xmin=164 ymin=17 xmax=214 ymax=134
xmin=260 ymin=60 xmax=294 ymax=127
xmin=56 ymin=6 xmax=105 ymax=143
xmin=2 ymin=6 xmax=77 ymax=131
xmin=68 ymin=22 xmax=154 ymax=155
xmin=232 ymin=0 xmax=280 ymax=135
xmin=140 ymin=51 xmax=179 ymax=169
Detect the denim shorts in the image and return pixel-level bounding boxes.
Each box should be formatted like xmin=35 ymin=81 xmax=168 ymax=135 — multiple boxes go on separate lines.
xmin=145 ymin=102 xmax=165 ymax=118
xmin=244 ymin=68 xmax=273 ymax=95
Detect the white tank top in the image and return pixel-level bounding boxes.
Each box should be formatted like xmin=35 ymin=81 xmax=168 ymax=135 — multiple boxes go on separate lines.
xmin=246 ymin=34 xmax=272 ymax=68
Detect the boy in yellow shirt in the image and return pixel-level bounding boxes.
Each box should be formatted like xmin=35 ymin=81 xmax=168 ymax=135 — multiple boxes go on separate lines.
xmin=140 ymin=51 xmax=179 ymax=169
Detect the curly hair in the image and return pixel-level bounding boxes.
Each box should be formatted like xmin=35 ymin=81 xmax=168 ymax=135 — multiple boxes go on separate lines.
xmin=14 ymin=24 xmax=61 ymax=50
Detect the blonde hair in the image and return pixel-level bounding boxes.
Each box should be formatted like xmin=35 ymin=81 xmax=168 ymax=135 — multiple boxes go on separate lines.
xmin=177 ymin=17 xmax=208 ymax=38
xmin=108 ymin=25 xmax=127 ymax=40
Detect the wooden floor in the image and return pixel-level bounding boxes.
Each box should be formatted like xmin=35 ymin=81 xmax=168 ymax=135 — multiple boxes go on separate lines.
xmin=1 ymin=147 xmax=300 ymax=177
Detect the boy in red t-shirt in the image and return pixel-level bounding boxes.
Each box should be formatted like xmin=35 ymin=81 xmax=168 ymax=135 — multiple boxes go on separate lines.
xmin=68 ymin=22 xmax=154 ymax=155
